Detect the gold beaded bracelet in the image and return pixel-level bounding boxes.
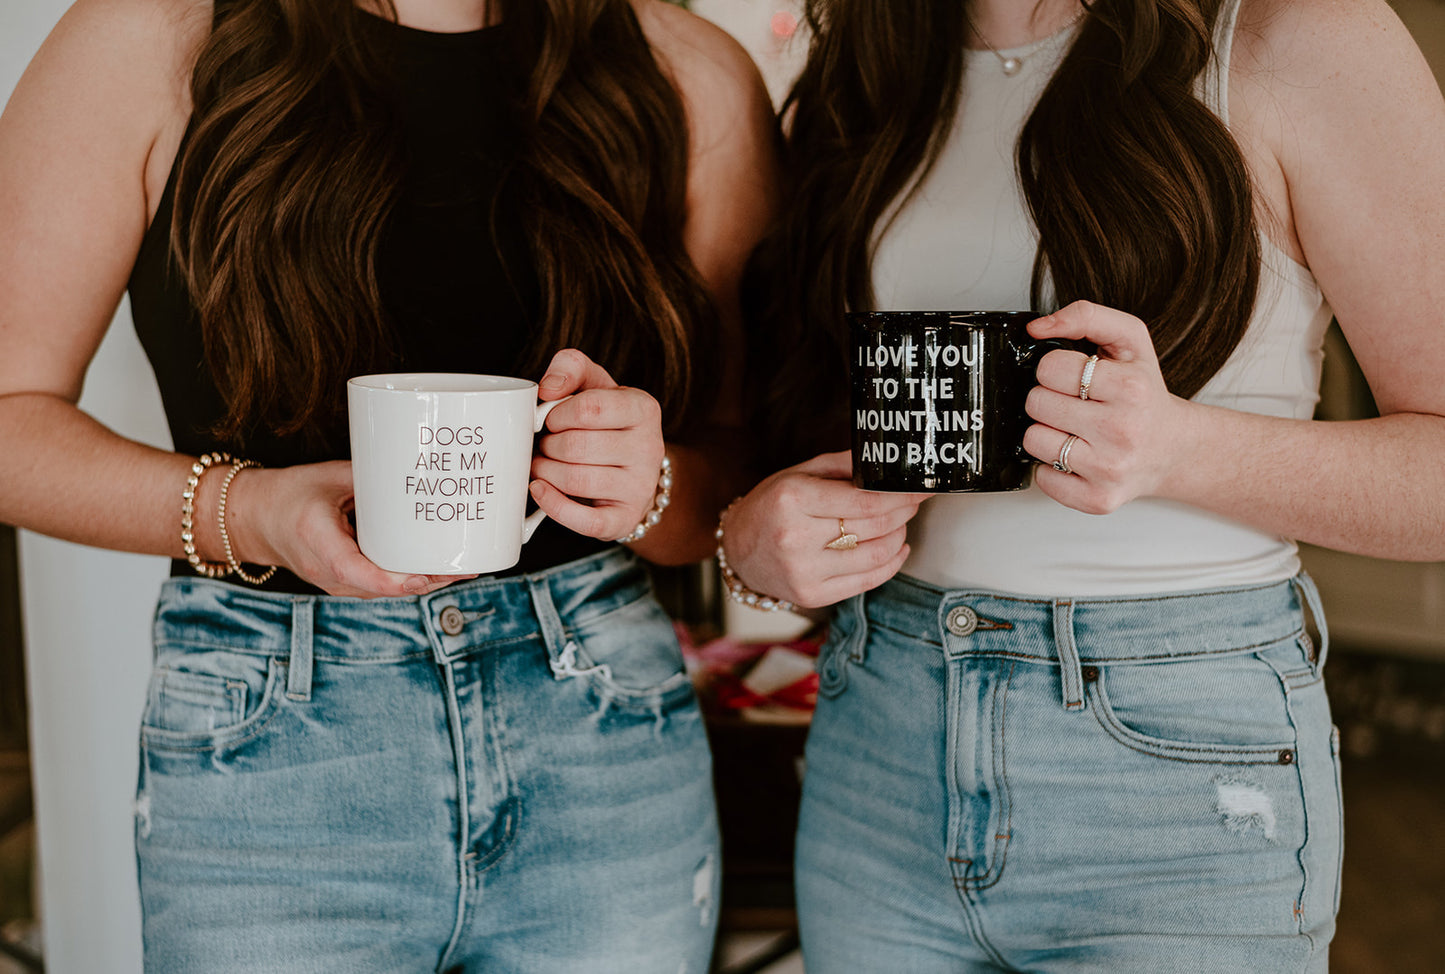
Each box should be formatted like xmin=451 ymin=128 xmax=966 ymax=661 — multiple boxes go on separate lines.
xmin=216 ymin=458 xmax=278 ymax=586
xmin=715 ymin=499 xmax=796 ymax=613
xmin=181 ymin=452 xmax=233 ymax=579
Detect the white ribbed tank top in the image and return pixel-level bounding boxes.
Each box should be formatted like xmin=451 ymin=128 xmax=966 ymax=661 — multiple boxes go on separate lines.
xmin=875 ymin=0 xmax=1334 ymax=596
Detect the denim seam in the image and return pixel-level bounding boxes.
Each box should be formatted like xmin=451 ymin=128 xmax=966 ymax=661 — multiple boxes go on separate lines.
xmin=474 ymin=654 xmax=519 ymax=878
xmin=563 ymin=616 xmax=692 ymax=709
xmin=152 ymin=668 xmax=247 ymax=727
xmin=472 ymin=799 xmax=521 ymax=877
xmin=847 ymin=595 xmax=868 ymax=664
xmin=563 ymin=585 xmax=657 ymax=630
xmin=140 ymin=659 xmax=284 ymax=752
xmin=894 ymin=577 xmax=1288 ymax=607
xmin=1261 ymin=643 xmax=1315 ymax=942
xmin=434 ymin=631 xmax=541 ymax=663
xmin=435 ymin=661 xmax=473 ymax=971
xmin=312 ymin=651 xmax=434 ymax=664
xmin=1328 ymin=726 xmax=1344 ymax=919
xmin=869 ymin=618 xmax=942 ymax=648
xmin=964 ymin=661 xmax=1016 ymax=893
xmin=152 ymin=638 xmax=435 ymax=664
xmin=817 ymin=598 xmax=863 ymax=699
xmin=1085 ymin=678 xmax=1295 ymax=764
xmin=866 ymin=622 xmax=1305 ymax=662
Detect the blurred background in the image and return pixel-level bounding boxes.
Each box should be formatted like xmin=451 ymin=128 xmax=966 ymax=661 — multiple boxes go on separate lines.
xmin=2 ymin=1 xmax=1442 ymax=971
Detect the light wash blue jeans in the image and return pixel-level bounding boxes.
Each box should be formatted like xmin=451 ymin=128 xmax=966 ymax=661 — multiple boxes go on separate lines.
xmin=797 ymin=574 xmax=1341 ymax=973
xmin=136 ymin=548 xmax=719 ymax=973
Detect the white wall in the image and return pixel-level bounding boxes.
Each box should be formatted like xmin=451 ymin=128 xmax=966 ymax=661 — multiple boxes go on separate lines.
xmin=3 ymin=4 xmax=164 ymax=971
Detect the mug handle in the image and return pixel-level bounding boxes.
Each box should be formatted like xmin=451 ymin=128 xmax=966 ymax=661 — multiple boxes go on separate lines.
xmin=1016 ymin=336 xmax=1090 ymax=370
xmin=521 ymin=394 xmax=575 ymax=544
xmin=1014 ymin=338 xmax=1095 ymax=459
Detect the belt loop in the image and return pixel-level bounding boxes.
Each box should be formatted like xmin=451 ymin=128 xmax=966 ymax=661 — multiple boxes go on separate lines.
xmin=1052 ymin=599 xmax=1085 ymax=711
xmin=287 ymin=596 xmax=315 ymax=702
xmin=1291 ymin=572 xmax=1330 ymax=670
xmin=526 ymin=575 xmax=569 ymax=673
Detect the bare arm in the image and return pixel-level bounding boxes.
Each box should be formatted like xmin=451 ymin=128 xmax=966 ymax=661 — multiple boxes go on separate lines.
xmin=0 ymin=0 xmax=202 ymax=559
xmin=530 ymin=2 xmax=782 ymax=565
xmin=0 ymin=0 xmax=464 ymax=597
xmin=1020 ymin=0 xmax=1445 ymax=561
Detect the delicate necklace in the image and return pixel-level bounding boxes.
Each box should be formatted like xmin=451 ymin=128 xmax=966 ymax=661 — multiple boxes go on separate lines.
xmin=965 ymin=9 xmax=1085 ymax=77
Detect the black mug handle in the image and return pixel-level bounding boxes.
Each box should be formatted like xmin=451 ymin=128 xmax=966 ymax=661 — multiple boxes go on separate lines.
xmin=1014 ymin=338 xmax=1096 ymax=460
xmin=1016 ymin=336 xmax=1094 ymax=371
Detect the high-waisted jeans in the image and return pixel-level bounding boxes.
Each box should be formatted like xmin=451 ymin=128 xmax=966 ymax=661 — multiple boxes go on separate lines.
xmin=796 ymin=573 xmax=1341 ymax=973
xmin=136 ymin=548 xmax=719 ymax=973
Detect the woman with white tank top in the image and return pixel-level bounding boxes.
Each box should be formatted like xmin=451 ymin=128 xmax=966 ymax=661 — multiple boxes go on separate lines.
xmin=722 ymin=0 xmax=1445 ymax=968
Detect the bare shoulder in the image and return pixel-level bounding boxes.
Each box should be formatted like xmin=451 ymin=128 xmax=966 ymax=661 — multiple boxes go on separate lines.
xmin=628 ymin=2 xmax=780 ymax=335
xmin=36 ymin=0 xmax=208 ymax=82
xmin=630 ymin=0 xmax=775 ymax=138
xmin=5 ymin=0 xmax=212 ymax=221
xmin=1233 ymin=0 xmax=1434 ymax=107
xmin=5 ymin=0 xmax=209 ymax=148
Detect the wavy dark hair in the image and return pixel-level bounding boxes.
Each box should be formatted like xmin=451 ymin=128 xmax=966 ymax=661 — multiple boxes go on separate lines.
xmin=747 ymin=0 xmax=1260 ymax=468
xmin=173 ymin=0 xmax=718 ymax=441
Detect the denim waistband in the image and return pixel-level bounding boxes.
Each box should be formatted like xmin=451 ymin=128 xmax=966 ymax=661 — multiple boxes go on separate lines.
xmin=153 ymin=546 xmax=648 ymax=669
xmin=866 ymin=572 xmax=1327 ymax=667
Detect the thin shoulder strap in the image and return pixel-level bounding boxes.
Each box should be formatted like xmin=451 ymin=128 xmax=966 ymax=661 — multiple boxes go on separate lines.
xmin=1199 ymin=0 xmax=1245 ymax=123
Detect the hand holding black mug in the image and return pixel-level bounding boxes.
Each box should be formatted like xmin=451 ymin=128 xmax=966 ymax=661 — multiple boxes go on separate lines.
xmin=849 ymin=311 xmax=1091 ymax=492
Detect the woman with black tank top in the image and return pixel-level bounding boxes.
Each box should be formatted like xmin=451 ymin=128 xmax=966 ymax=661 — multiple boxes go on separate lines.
xmin=0 ymin=0 xmax=778 ymax=969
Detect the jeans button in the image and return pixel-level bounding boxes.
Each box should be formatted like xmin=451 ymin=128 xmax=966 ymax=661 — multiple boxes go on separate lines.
xmin=439 ymin=605 xmax=466 ymax=636
xmin=945 ymin=605 xmax=978 ymax=637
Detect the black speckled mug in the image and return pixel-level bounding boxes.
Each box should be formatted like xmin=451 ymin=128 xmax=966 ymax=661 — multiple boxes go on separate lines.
xmin=849 ymin=311 xmax=1085 ymax=492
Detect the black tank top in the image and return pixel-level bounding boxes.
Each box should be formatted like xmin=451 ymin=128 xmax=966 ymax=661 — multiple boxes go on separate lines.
xmin=128 ymin=14 xmax=610 ymax=593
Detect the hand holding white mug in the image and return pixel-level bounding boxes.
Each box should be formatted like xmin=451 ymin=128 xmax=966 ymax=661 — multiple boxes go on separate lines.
xmin=721 ymin=451 xmax=930 ymax=609
xmin=1023 ymin=300 xmax=1201 ymax=514
xmin=222 ymin=460 xmax=472 ymax=599
xmin=529 ymin=348 xmax=667 ymax=543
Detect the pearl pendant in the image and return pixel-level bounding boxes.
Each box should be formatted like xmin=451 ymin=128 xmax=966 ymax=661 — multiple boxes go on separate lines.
xmin=1000 ymin=56 xmax=1023 ymax=76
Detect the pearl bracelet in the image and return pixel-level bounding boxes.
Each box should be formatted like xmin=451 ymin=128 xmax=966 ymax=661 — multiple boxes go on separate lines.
xmin=615 ymin=453 xmax=673 ymax=544
xmin=715 ymin=499 xmax=796 ymax=613
xmin=216 ymin=458 xmax=278 ymax=586
xmin=181 ymin=452 xmax=233 ymax=579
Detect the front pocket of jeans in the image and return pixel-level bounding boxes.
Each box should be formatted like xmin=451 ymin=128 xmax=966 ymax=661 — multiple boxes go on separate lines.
xmin=566 ymin=594 xmax=692 ymax=714
xmin=141 ymin=654 xmax=282 ymax=751
xmin=1087 ymin=650 xmax=1299 ymax=764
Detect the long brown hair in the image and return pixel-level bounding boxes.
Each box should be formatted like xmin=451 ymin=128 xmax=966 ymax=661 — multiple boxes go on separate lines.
xmin=748 ymin=0 xmax=1259 ymax=468
xmin=173 ymin=0 xmax=718 ymax=441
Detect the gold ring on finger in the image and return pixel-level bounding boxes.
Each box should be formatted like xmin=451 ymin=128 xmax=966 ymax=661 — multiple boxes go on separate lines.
xmin=824 ymin=517 xmax=859 ymax=551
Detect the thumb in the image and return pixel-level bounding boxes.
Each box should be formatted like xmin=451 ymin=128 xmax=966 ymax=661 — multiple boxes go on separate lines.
xmin=795 ymin=450 xmax=855 ymax=480
xmin=539 ymin=348 xmax=618 ymax=399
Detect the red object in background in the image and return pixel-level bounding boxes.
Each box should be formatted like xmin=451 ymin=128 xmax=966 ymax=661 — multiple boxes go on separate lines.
xmin=677 ymin=623 xmax=824 ymax=723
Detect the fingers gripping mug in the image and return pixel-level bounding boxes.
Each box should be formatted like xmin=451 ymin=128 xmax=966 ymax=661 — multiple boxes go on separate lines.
xmin=348 ymin=373 xmax=567 ymax=574
xmin=849 ymin=311 xmax=1086 ymax=492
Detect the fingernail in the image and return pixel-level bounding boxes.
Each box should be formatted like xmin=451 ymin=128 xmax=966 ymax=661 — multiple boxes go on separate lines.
xmin=403 ymin=576 xmax=427 ymax=594
xmin=540 ymin=373 xmax=565 ymax=391
xmin=529 ymin=481 xmax=544 ymax=500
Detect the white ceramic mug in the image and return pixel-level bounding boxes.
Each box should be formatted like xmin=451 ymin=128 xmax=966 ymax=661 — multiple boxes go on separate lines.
xmin=347 ymin=373 xmax=568 ymax=575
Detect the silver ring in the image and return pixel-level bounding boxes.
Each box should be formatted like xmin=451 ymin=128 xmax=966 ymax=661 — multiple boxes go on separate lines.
xmin=824 ymin=517 xmax=859 ymax=551
xmin=1078 ymin=354 xmax=1099 ymax=401
xmin=1052 ymin=434 xmax=1079 ymax=474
